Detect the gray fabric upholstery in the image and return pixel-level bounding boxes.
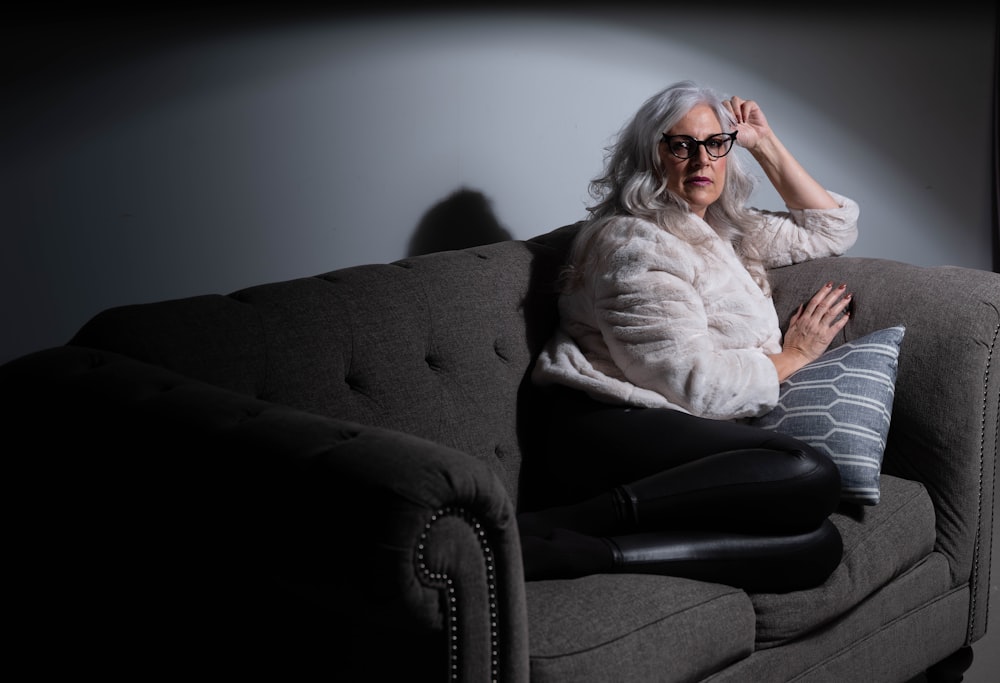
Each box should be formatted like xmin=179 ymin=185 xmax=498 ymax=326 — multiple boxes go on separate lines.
xmin=706 ymin=554 xmax=964 ymax=682
xmin=71 ymin=239 xmax=566 ymax=506
xmin=752 ymin=475 xmax=936 ymax=647
xmin=768 ymin=256 xmax=1000 ymax=644
xmin=527 ymin=575 xmax=754 ymax=682
xmin=2 ymin=223 xmax=996 ymax=682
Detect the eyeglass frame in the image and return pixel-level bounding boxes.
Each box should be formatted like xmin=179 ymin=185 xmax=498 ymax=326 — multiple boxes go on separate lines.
xmin=660 ymin=131 xmax=738 ymax=160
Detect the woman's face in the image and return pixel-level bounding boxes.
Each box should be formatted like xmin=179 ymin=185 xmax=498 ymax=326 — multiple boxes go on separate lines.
xmin=658 ymin=104 xmax=728 ymax=219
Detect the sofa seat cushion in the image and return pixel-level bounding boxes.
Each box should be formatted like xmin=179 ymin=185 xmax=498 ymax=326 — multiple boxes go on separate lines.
xmin=526 ymin=573 xmax=755 ymax=683
xmin=752 ymin=474 xmax=936 ymax=647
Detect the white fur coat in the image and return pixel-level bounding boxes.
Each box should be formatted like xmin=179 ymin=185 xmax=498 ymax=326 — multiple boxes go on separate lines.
xmin=532 ymin=192 xmax=860 ymax=420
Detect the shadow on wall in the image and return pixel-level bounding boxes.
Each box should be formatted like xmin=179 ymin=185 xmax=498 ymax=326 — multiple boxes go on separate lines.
xmin=408 ymin=187 xmax=513 ymax=257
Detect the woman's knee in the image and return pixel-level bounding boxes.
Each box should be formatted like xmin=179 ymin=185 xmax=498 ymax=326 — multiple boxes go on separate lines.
xmin=779 ymin=443 xmax=843 ymax=524
xmin=762 ymin=435 xmax=840 ymax=490
xmin=797 ymin=444 xmax=841 ymax=502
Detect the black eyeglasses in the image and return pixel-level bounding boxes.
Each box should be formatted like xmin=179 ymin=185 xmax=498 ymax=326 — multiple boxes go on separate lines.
xmin=661 ymin=131 xmax=737 ymax=160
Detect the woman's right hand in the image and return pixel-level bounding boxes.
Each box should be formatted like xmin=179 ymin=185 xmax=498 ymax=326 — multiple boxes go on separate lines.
xmin=768 ymin=282 xmax=852 ymax=381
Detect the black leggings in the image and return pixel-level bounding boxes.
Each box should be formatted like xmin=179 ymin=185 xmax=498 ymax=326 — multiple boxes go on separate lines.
xmin=520 ymin=387 xmax=843 ymax=591
xmin=538 ymin=386 xmax=841 ymax=531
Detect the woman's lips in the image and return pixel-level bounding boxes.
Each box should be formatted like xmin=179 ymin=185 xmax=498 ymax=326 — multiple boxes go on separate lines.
xmin=685 ymin=176 xmax=712 ymax=186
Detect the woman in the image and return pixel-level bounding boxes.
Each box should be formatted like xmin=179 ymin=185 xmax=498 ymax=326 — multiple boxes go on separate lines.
xmin=521 ymin=80 xmax=858 ymax=593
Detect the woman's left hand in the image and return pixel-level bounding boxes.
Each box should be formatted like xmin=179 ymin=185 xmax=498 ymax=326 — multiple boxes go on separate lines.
xmin=724 ymin=96 xmax=773 ymax=152
xmin=768 ymin=282 xmax=852 ymax=381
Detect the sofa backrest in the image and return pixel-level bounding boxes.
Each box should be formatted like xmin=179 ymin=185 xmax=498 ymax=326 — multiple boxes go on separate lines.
xmin=70 ymin=226 xmax=577 ymax=504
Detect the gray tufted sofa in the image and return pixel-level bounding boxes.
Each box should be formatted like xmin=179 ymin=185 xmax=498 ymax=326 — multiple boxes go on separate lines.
xmin=2 ymin=223 xmax=997 ymax=682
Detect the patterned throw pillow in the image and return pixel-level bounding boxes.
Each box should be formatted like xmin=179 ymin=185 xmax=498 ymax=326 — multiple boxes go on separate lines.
xmin=751 ymin=326 xmax=906 ymax=505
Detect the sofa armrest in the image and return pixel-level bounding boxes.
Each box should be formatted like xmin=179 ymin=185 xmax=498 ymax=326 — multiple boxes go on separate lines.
xmin=768 ymin=256 xmax=999 ymax=643
xmin=1 ymin=346 xmax=529 ymax=681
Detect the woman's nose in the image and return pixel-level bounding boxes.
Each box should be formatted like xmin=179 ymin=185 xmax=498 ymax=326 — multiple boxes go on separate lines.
xmin=689 ymin=147 xmax=711 ymax=166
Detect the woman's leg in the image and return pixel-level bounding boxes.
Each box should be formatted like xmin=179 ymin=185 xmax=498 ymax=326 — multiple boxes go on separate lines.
xmin=519 ymin=389 xmax=844 ymax=590
xmin=535 ymin=386 xmax=832 ymax=500
xmin=522 ymin=520 xmax=843 ymax=593
xmin=522 ymin=391 xmax=841 ymax=537
xmin=519 ymin=444 xmax=840 ymax=537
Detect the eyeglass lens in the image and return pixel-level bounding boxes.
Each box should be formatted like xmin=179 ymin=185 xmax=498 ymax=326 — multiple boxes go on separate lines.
xmin=665 ymin=134 xmax=735 ymax=159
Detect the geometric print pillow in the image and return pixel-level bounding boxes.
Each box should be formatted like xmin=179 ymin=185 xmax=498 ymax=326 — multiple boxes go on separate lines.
xmin=751 ymin=326 xmax=906 ymax=505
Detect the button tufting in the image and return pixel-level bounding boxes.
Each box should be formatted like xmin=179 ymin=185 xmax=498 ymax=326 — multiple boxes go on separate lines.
xmin=493 ymin=340 xmax=510 ymax=363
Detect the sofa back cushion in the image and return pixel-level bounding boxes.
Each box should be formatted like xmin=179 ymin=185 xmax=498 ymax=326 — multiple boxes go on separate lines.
xmin=70 ymin=233 xmax=572 ymax=503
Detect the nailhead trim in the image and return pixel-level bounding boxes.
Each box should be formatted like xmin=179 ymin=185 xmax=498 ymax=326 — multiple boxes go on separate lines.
xmin=968 ymin=319 xmax=999 ymax=643
xmin=416 ymin=507 xmax=499 ymax=682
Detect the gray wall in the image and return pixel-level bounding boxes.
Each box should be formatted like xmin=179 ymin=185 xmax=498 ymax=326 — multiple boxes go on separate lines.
xmin=2 ymin=5 xmax=998 ymax=680
xmin=2 ymin=6 xmax=996 ymax=368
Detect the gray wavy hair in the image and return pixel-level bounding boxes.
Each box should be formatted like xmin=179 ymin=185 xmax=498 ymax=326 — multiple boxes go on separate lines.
xmin=565 ymin=80 xmax=770 ymax=293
